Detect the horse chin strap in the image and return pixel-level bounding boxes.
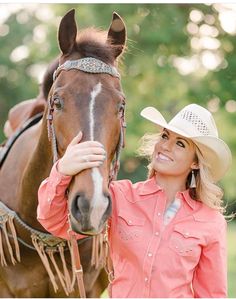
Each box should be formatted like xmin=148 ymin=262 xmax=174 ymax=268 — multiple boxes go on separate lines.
xmin=46 ymin=57 xmax=126 ymax=297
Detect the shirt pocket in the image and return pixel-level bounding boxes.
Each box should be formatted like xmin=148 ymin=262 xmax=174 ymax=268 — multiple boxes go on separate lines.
xmin=169 ymin=224 xmax=201 ymax=257
xmin=117 ymin=209 xmax=145 ymax=242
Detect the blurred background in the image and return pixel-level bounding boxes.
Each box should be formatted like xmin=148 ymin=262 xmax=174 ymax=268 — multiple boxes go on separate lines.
xmin=0 ymin=3 xmax=235 ymax=297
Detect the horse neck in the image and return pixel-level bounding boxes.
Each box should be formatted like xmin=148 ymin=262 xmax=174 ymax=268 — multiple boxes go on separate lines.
xmin=18 ymin=115 xmax=53 ymax=229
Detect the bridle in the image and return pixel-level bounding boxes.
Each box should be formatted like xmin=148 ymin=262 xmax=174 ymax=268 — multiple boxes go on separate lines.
xmin=47 ymin=57 xmax=126 ymax=183
xmin=46 ymin=57 xmax=126 ymax=297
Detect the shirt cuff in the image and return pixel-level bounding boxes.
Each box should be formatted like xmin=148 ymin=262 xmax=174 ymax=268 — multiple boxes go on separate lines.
xmin=50 ymin=160 xmax=72 ymax=185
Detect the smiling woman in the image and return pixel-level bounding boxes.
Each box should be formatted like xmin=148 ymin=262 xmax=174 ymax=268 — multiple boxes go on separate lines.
xmin=38 ymin=102 xmax=232 ymax=298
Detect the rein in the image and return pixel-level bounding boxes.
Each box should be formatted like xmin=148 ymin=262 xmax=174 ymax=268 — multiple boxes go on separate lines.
xmin=47 ymin=57 xmax=126 ymax=297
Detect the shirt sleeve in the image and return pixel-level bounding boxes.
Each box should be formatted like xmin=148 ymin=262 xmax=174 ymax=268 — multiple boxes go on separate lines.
xmin=37 ymin=160 xmax=84 ymax=240
xmin=192 ymin=217 xmax=227 ymax=298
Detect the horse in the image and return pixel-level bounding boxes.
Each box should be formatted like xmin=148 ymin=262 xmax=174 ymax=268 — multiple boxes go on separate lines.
xmin=0 ymin=9 xmax=126 ymax=297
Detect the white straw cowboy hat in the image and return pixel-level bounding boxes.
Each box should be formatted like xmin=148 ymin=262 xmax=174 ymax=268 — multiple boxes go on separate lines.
xmin=140 ymin=103 xmax=232 ymax=182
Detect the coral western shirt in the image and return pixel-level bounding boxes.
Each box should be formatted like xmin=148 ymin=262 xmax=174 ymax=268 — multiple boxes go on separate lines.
xmin=37 ymin=162 xmax=227 ymax=298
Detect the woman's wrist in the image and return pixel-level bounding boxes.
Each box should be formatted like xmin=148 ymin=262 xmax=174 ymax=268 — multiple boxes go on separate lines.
xmin=57 ymin=159 xmax=70 ymax=176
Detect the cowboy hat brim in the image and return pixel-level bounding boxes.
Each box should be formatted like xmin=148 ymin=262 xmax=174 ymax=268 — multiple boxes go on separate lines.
xmin=140 ymin=106 xmax=232 ymax=182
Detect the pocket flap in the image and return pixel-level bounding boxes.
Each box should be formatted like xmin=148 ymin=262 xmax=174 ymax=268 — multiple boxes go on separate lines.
xmin=173 ymin=225 xmax=200 ymax=239
xmin=118 ymin=210 xmax=145 ymax=226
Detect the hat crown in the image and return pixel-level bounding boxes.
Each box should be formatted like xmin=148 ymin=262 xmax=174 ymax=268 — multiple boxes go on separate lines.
xmin=169 ymin=104 xmax=218 ymax=137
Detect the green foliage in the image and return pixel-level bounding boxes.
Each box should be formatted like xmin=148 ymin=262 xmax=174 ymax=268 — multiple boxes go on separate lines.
xmin=227 ymin=222 xmax=236 ymax=297
xmin=0 ymin=4 xmax=235 ymax=213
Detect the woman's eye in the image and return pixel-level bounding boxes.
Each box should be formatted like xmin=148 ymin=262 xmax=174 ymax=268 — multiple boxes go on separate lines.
xmin=177 ymin=141 xmax=185 ymax=148
xmin=161 ymin=133 xmax=168 ymax=139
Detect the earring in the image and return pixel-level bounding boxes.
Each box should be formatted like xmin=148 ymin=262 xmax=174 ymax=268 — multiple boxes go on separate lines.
xmin=190 ymin=170 xmax=196 ymax=188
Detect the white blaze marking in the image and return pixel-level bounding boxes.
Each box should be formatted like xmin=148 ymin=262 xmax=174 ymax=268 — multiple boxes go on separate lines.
xmin=89 ymin=82 xmax=101 ymax=141
xmin=88 ymin=82 xmax=109 ymax=230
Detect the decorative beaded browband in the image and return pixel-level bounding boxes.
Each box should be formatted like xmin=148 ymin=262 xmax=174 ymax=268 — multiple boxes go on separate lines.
xmin=53 ymin=57 xmax=120 ymax=81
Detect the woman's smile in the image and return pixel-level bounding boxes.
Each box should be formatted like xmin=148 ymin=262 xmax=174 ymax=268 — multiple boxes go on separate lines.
xmin=156 ymin=152 xmax=173 ymax=162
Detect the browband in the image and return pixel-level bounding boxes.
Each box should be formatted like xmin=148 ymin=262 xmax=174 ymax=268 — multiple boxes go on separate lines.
xmin=53 ymin=57 xmax=120 ymax=81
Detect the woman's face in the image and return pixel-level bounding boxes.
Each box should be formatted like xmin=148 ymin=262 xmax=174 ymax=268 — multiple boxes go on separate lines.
xmin=152 ymin=129 xmax=198 ymax=178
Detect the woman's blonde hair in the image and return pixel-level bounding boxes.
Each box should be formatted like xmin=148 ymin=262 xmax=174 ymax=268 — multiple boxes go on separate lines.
xmin=137 ymin=133 xmax=225 ymax=213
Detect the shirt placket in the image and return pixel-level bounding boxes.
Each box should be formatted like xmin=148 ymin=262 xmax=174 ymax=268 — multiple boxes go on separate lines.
xmin=142 ymin=191 xmax=166 ymax=297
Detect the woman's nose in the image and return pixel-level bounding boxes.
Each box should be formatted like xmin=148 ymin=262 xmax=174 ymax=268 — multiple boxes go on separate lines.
xmin=161 ymin=140 xmax=173 ymax=151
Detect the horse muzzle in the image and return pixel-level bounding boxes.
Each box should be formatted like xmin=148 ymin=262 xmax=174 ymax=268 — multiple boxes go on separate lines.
xmin=69 ymin=192 xmax=111 ymax=235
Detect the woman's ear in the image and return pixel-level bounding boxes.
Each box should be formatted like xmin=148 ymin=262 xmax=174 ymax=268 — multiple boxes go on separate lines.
xmin=191 ymin=162 xmax=199 ymax=170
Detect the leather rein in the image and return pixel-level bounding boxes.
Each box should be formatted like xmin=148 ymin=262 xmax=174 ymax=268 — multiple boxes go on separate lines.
xmin=46 ymin=57 xmax=126 ymax=297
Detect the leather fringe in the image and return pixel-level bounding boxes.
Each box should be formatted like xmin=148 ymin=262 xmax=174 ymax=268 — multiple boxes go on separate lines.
xmin=31 ymin=234 xmax=73 ymax=295
xmin=0 ymin=204 xmax=112 ymax=297
xmin=0 ymin=212 xmax=21 ymax=266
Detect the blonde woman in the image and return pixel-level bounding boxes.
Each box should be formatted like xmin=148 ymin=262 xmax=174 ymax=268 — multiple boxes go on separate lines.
xmin=37 ymin=103 xmax=232 ymax=298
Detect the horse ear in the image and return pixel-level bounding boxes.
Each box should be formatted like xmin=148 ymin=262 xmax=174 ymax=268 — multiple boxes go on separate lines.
xmin=58 ymin=9 xmax=77 ymax=55
xmin=107 ymin=12 xmax=126 ymax=58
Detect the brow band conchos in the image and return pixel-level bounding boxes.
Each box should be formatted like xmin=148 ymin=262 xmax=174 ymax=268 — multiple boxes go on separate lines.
xmin=53 ymin=57 xmax=120 ymax=81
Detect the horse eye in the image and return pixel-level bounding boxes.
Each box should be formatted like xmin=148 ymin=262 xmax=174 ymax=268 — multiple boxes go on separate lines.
xmin=53 ymin=97 xmax=63 ymax=110
xmin=118 ymin=101 xmax=125 ymax=113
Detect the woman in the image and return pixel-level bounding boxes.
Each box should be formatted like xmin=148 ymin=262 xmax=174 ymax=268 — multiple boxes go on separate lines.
xmin=37 ymin=103 xmax=232 ymax=298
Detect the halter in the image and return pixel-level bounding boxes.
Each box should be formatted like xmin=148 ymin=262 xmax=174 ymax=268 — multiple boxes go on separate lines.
xmin=47 ymin=57 xmax=126 ymax=182
xmin=46 ymin=57 xmax=126 ymax=297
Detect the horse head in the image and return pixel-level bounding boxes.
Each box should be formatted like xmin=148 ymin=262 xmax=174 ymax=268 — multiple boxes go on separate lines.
xmin=47 ymin=9 xmax=126 ymax=235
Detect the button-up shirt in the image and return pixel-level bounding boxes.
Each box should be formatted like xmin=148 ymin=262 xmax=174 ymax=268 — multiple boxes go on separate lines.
xmin=37 ymin=162 xmax=227 ymax=298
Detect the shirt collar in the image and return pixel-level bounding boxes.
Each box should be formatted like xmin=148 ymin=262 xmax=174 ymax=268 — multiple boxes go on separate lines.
xmin=138 ymin=176 xmax=197 ymax=210
xmin=176 ymin=189 xmax=197 ymax=210
xmin=137 ymin=176 xmax=162 ymax=195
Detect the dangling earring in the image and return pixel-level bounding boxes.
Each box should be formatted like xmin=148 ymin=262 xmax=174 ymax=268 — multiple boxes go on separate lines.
xmin=190 ymin=170 xmax=196 ymax=188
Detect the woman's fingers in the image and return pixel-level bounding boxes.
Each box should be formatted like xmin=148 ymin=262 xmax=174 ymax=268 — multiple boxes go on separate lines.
xmin=57 ymin=133 xmax=106 ymax=176
xmin=80 ymin=154 xmax=106 ymax=163
xmin=73 ymin=140 xmax=104 ymax=150
xmin=69 ymin=131 xmax=83 ymax=146
xmin=74 ymin=147 xmax=106 ymax=157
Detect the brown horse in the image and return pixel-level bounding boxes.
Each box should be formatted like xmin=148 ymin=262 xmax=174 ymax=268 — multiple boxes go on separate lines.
xmin=0 ymin=9 xmax=126 ymax=297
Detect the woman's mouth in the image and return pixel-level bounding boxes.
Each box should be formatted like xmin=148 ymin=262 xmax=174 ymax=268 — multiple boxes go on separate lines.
xmin=156 ymin=152 xmax=173 ymax=162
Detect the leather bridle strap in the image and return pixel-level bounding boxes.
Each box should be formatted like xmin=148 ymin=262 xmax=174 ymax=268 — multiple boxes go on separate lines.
xmin=53 ymin=57 xmax=120 ymax=81
xmin=47 ymin=57 xmax=126 ymax=297
xmin=47 ymin=56 xmax=126 ymax=177
xmin=68 ymin=229 xmax=86 ymax=298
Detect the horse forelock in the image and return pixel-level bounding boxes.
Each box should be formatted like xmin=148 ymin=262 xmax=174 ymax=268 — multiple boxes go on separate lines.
xmin=75 ymin=28 xmax=121 ymax=64
xmin=40 ymin=28 xmax=122 ymax=101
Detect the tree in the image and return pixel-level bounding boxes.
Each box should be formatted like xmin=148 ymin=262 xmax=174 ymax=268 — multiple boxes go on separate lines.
xmin=0 ymin=3 xmax=235 ymax=211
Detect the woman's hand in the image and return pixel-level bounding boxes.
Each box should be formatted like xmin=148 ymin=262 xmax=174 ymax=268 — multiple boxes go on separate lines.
xmin=57 ymin=131 xmax=106 ymax=176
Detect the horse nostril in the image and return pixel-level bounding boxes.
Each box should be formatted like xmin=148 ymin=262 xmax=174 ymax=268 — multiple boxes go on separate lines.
xmin=71 ymin=193 xmax=90 ymax=217
xmin=102 ymin=193 xmax=112 ymax=220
